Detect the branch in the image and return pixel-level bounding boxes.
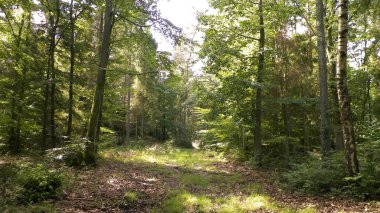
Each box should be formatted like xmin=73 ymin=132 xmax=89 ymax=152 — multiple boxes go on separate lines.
xmin=115 ymin=12 xmax=153 ymax=28
xmin=0 ymin=6 xmax=18 ymax=39
xmin=236 ymin=33 xmax=260 ymax=41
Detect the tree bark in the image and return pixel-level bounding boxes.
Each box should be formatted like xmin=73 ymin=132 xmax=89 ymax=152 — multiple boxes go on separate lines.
xmin=124 ymin=75 xmax=132 ymax=144
xmin=67 ymin=0 xmax=75 ymax=137
xmin=141 ymin=97 xmax=144 ymax=140
xmin=253 ymin=0 xmax=265 ymax=166
xmin=85 ymin=0 xmax=113 ymax=165
xmin=336 ymin=0 xmax=359 ymax=176
xmin=282 ymin=103 xmax=291 ymax=163
xmin=42 ymin=0 xmax=60 ymax=149
xmin=326 ymin=3 xmax=344 ymax=151
xmin=8 ymin=12 xmax=27 ymax=153
xmin=316 ymin=0 xmax=331 ymax=158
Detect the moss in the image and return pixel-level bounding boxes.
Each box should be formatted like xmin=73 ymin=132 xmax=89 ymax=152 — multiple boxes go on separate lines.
xmin=123 ymin=191 xmax=139 ymax=204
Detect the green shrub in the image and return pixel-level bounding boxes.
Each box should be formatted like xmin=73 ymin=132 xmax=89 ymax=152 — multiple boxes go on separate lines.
xmin=284 ymin=154 xmax=346 ymax=195
xmin=284 ymin=147 xmax=380 ymax=200
xmin=17 ymin=164 xmax=64 ymax=203
xmin=46 ymin=142 xmax=85 ymax=167
xmin=347 ymin=138 xmax=380 ymax=200
xmin=0 ymin=163 xmax=19 ymax=206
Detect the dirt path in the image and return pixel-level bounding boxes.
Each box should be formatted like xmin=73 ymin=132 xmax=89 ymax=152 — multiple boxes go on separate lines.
xmin=55 ymin=146 xmax=379 ymax=212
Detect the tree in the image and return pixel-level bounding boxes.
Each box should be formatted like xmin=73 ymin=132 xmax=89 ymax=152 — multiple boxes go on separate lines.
xmin=336 ymin=0 xmax=359 ymax=176
xmin=253 ymin=0 xmax=265 ymax=166
xmin=316 ymin=0 xmax=330 ymax=158
xmin=41 ymin=0 xmax=61 ymax=149
xmin=85 ymin=0 xmax=113 ymax=165
xmin=3 ymin=4 xmax=31 ymax=153
xmin=326 ymin=0 xmax=344 ymax=151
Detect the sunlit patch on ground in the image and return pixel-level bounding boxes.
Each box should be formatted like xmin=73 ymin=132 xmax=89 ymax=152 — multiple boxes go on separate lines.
xmin=1 ymin=142 xmax=374 ymax=212
xmin=101 ymin=144 xmax=227 ymax=172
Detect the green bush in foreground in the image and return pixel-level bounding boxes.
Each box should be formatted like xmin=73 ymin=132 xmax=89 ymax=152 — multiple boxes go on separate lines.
xmin=284 ymin=150 xmax=380 ymax=200
xmin=17 ymin=164 xmax=64 ymax=204
xmin=284 ymin=153 xmax=346 ymax=195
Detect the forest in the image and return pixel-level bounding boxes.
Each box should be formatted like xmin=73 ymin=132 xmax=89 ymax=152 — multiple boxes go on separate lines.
xmin=0 ymin=0 xmax=379 ymax=212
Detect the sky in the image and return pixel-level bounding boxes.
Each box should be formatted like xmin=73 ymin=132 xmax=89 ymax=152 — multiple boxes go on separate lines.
xmin=152 ymin=0 xmax=211 ymax=52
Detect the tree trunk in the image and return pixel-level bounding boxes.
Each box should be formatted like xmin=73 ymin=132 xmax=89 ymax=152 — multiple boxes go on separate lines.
xmin=67 ymin=0 xmax=75 ymax=137
xmin=282 ymin=103 xmax=291 ymax=163
xmin=307 ymin=3 xmax=313 ymax=74
xmin=336 ymin=0 xmax=359 ymax=176
xmin=8 ymin=13 xmax=27 ymax=153
xmin=125 ymin=75 xmax=132 ymax=144
xmin=360 ymin=17 xmax=371 ymax=122
xmin=302 ymin=114 xmax=309 ymax=151
xmin=141 ymin=98 xmax=144 ymax=140
xmin=135 ymin=114 xmax=138 ymax=141
xmin=253 ymin=0 xmax=265 ymax=166
xmin=43 ymin=0 xmax=60 ymax=148
xmin=361 ymin=78 xmax=371 ymax=121
xmin=85 ymin=0 xmax=113 ymax=165
xmin=316 ymin=0 xmax=331 ymax=158
xmin=327 ymin=4 xmax=344 ymax=151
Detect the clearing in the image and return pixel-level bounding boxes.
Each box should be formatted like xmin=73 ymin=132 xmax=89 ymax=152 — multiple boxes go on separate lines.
xmin=1 ymin=142 xmax=379 ymax=212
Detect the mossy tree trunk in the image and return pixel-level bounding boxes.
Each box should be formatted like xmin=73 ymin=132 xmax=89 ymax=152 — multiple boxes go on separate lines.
xmin=85 ymin=0 xmax=113 ymax=165
xmin=336 ymin=0 xmax=359 ymax=176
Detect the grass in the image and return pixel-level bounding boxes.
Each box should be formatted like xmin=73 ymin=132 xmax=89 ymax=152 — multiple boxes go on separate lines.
xmin=101 ymin=141 xmax=319 ymax=212
xmin=100 ymin=142 xmax=226 ymax=172
xmin=158 ymin=191 xmax=213 ymax=213
xmin=179 ymin=173 xmax=210 ymax=188
xmin=157 ymin=191 xmax=316 ymax=213
xmin=123 ymin=191 xmax=139 ymax=204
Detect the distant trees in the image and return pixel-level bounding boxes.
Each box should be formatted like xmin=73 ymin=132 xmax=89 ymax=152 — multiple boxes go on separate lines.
xmin=0 ymin=0 xmax=182 ymax=160
xmin=199 ymin=0 xmax=378 ymax=176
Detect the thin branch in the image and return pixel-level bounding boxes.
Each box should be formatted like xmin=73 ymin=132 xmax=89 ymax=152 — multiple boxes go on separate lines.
xmin=116 ymin=13 xmax=154 ymax=28
xmin=236 ymin=33 xmax=260 ymax=41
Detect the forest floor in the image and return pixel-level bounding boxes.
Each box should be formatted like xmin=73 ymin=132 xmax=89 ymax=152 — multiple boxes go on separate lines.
xmin=1 ymin=141 xmax=380 ymax=212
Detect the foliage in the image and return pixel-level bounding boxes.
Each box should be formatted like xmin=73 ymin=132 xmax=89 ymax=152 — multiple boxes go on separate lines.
xmin=17 ymin=164 xmax=65 ymax=204
xmin=349 ymin=126 xmax=380 ymax=200
xmin=46 ymin=139 xmax=85 ymax=167
xmin=284 ymin=153 xmax=346 ymax=195
xmin=284 ymin=144 xmax=380 ymax=200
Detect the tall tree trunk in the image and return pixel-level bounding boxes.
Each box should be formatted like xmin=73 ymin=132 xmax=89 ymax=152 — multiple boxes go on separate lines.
xmin=360 ymin=16 xmax=371 ymax=122
xmin=307 ymin=3 xmax=313 ymax=74
xmin=44 ymin=0 xmax=60 ymax=148
xmin=85 ymin=0 xmax=113 ymax=165
xmin=141 ymin=98 xmax=144 ymax=140
xmin=67 ymin=0 xmax=75 ymax=137
xmin=361 ymin=78 xmax=371 ymax=121
xmin=316 ymin=0 xmax=331 ymax=158
xmin=42 ymin=59 xmax=50 ymax=150
xmin=253 ymin=0 xmax=265 ymax=166
xmin=302 ymin=114 xmax=309 ymax=151
xmin=8 ymin=12 xmax=26 ymax=153
xmin=327 ymin=3 xmax=344 ymax=151
xmin=135 ymin=114 xmax=138 ymax=141
xmin=124 ymin=75 xmax=132 ymax=144
xmin=282 ymin=103 xmax=291 ymax=163
xmin=336 ymin=0 xmax=359 ymax=176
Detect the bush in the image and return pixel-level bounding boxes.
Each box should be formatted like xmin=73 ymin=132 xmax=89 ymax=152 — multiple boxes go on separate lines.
xmin=348 ymin=138 xmax=380 ymax=200
xmin=284 ymin=146 xmax=380 ymax=200
xmin=17 ymin=164 xmax=64 ymax=204
xmin=46 ymin=142 xmax=85 ymax=167
xmin=284 ymin=153 xmax=346 ymax=195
